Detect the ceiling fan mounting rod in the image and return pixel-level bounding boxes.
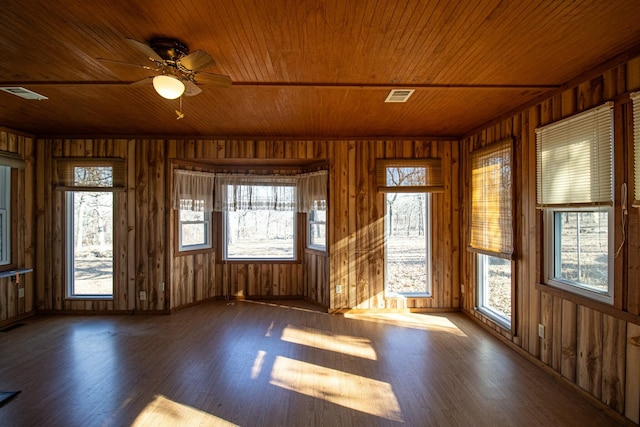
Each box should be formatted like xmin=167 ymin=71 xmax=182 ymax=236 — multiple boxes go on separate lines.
xmin=149 ymin=37 xmax=189 ymax=61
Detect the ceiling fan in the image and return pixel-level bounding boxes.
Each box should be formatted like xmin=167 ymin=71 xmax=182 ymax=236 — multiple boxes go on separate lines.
xmin=99 ymin=37 xmax=231 ymax=100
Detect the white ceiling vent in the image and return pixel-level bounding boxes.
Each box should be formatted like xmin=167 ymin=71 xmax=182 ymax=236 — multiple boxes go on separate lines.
xmin=0 ymin=87 xmax=48 ymax=100
xmin=385 ymin=89 xmax=415 ymax=103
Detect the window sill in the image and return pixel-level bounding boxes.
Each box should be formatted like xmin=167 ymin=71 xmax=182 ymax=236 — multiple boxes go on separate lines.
xmin=175 ymin=247 xmax=215 ymax=257
xmin=476 ymin=306 xmax=512 ymax=331
xmin=0 ymin=268 xmax=33 ymax=279
xmin=536 ymin=282 xmax=640 ymax=326
xmin=305 ymin=247 xmax=328 ymax=257
xmin=66 ymin=296 xmax=114 ymax=301
xmin=221 ymin=259 xmax=300 ymax=265
xmin=386 ymin=293 xmax=432 ymax=299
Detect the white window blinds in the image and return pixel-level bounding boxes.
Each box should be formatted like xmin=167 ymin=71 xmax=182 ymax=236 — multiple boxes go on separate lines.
xmin=468 ymin=139 xmax=514 ymax=259
xmin=172 ymin=170 xmax=216 ymax=212
xmin=535 ymin=102 xmax=614 ymax=207
xmin=631 ymin=92 xmax=640 ymax=206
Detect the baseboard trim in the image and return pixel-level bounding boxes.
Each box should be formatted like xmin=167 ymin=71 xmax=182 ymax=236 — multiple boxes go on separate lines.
xmin=330 ymin=307 xmax=461 ymax=314
xmin=0 ymin=311 xmax=35 ymax=329
xmin=36 ymin=309 xmax=171 ymax=315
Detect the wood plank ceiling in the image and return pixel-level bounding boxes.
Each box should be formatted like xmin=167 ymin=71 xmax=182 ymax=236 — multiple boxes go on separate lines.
xmin=1 ymin=0 xmax=639 ymax=138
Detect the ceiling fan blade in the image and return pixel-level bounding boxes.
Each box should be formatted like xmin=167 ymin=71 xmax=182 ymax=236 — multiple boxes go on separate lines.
xmin=184 ymin=80 xmax=202 ymax=97
xmin=194 ymin=71 xmax=232 ymax=88
xmin=125 ymin=37 xmax=164 ymax=63
xmin=130 ymin=76 xmax=154 ymax=86
xmin=97 ymin=57 xmax=160 ymax=72
xmin=179 ymin=50 xmax=216 ymax=71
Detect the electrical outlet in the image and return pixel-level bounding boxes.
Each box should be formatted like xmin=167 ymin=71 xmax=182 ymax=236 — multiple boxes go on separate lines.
xmin=336 ymin=284 xmax=342 ymax=294
xmin=18 ymin=287 xmax=24 ymax=298
xmin=159 ymin=282 xmax=165 ymax=292
xmin=139 ymin=291 xmax=147 ymax=300
xmin=538 ymin=323 xmax=545 ymax=338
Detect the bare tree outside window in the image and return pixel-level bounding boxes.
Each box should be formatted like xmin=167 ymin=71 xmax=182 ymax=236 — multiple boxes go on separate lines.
xmin=67 ymin=166 xmax=114 ymax=297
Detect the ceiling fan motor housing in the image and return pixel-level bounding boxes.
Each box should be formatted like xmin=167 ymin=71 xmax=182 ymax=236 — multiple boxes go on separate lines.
xmin=149 ymin=38 xmax=189 ymax=61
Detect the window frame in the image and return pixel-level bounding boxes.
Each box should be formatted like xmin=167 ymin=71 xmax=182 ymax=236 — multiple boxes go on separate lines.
xmin=0 ymin=165 xmax=10 ymax=267
xmin=177 ymin=209 xmax=212 ymax=252
xmin=476 ymin=253 xmax=512 ymax=329
xmin=65 ymin=190 xmax=115 ymax=300
xmin=543 ymin=206 xmax=614 ymax=304
xmin=307 ymin=200 xmax=327 ymax=252
xmin=383 ymin=191 xmax=432 ymax=298
xmin=468 ymin=139 xmax=514 ymax=329
xmin=536 ymin=102 xmax=615 ymax=305
xmin=221 ymin=181 xmax=298 ymax=262
xmin=59 ymin=161 xmax=122 ymax=300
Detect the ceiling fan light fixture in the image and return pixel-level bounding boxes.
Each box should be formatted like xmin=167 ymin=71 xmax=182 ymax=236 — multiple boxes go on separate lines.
xmin=152 ymin=75 xmax=185 ymax=99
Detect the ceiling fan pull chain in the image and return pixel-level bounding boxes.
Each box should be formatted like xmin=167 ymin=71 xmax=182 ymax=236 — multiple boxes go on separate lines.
xmin=176 ymin=96 xmax=185 ymax=120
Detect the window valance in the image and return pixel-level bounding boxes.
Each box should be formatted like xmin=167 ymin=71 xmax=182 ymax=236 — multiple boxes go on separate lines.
xmin=53 ymin=158 xmax=125 ymax=191
xmin=297 ymin=171 xmax=328 ymax=213
xmin=172 ymin=170 xmax=216 ymax=212
xmin=214 ymin=174 xmax=298 ymax=212
xmin=375 ymin=158 xmax=444 ymax=193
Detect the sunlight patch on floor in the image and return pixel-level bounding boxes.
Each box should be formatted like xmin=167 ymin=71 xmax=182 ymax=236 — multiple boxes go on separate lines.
xmin=132 ymin=395 xmax=238 ymax=427
xmin=345 ymin=312 xmax=468 ymax=336
xmin=281 ymin=324 xmax=378 ymax=360
xmin=270 ymin=356 xmax=403 ymax=422
xmin=251 ymin=350 xmax=267 ymax=379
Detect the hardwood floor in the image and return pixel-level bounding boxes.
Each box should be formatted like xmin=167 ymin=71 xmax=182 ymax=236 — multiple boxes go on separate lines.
xmin=0 ymin=300 xmax=626 ymax=426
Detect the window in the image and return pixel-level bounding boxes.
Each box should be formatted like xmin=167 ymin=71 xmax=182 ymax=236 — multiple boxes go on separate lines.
xmin=545 ymin=209 xmax=611 ymax=295
xmin=225 ymin=206 xmax=296 ymax=259
xmin=179 ymin=210 xmax=211 ymax=251
xmin=55 ymin=158 xmax=125 ymax=299
xmin=377 ymin=160 xmax=442 ymax=297
xmin=66 ymin=190 xmax=114 ymax=297
xmin=216 ymin=175 xmax=297 ymax=260
xmin=385 ymin=192 xmax=431 ymax=296
xmin=298 ymin=171 xmax=328 ymax=251
xmin=0 ymin=166 xmax=10 ymax=266
xmin=308 ymin=200 xmax=326 ymax=250
xmin=536 ymin=103 xmax=614 ymax=304
xmin=172 ymin=170 xmax=215 ymax=253
xmin=469 ymin=139 xmax=513 ymax=327
xmin=477 ymin=254 xmax=511 ymax=323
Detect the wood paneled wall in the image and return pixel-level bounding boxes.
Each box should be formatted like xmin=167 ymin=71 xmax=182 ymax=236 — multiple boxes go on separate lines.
xmin=33 ymin=137 xmax=459 ymax=314
xmin=329 ymin=140 xmax=459 ymax=311
xmin=167 ymin=139 xmax=458 ymax=311
xmin=460 ymin=55 xmax=640 ymax=422
xmin=36 ymin=139 xmax=136 ymax=312
xmin=0 ymin=129 xmax=35 ymax=327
